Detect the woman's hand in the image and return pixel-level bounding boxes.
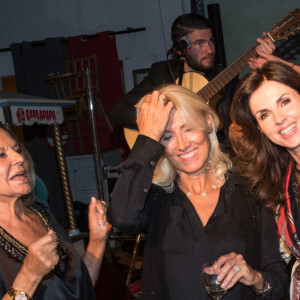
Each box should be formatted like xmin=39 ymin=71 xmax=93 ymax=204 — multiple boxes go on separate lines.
xmin=5 ymin=231 xmax=59 ymax=298
xmin=83 ymin=197 xmax=112 ymax=286
xmin=22 ymin=230 xmax=59 ymax=279
xmin=137 ymin=90 xmax=174 ymax=141
xmin=88 ymin=197 xmax=112 ymax=243
xmin=248 ymin=50 xmax=281 ymax=69
xmin=213 ymin=252 xmax=264 ymax=290
xmin=248 ymin=49 xmax=300 ymax=73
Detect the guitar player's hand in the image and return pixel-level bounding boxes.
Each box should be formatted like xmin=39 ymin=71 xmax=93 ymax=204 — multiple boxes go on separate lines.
xmin=256 ymin=32 xmax=276 ymax=55
xmin=137 ymin=90 xmax=174 ymax=142
xmin=249 ymin=32 xmax=276 ymax=69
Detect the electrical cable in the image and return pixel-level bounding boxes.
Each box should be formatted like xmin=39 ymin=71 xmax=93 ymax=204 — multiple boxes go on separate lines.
xmin=157 ymin=0 xmax=176 ymax=83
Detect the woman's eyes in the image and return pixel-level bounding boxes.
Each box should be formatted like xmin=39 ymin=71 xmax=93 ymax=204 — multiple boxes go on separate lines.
xmin=259 ymin=98 xmax=292 ymax=121
xmin=163 ymin=128 xmax=192 ymax=139
xmin=260 ymin=112 xmax=269 ymax=120
xmin=0 ymin=148 xmax=23 ymax=157
xmin=281 ymin=98 xmax=291 ymax=106
xmin=162 ymin=135 xmax=172 ymax=141
xmin=16 ymin=148 xmax=23 ymax=154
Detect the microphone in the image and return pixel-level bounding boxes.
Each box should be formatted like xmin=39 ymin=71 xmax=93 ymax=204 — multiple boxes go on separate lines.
xmin=166 ymin=36 xmax=192 ymax=56
xmin=174 ymin=40 xmax=189 ymax=52
xmin=174 ymin=36 xmax=192 ymax=52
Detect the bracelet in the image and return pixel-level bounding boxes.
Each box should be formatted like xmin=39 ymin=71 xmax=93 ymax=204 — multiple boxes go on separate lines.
xmin=252 ymin=278 xmax=271 ymax=296
xmin=7 ymin=287 xmax=32 ymax=300
xmin=291 ymin=63 xmax=296 ymax=69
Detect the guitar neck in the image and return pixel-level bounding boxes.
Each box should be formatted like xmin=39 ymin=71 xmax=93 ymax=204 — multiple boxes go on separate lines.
xmin=198 ymin=42 xmax=258 ymax=102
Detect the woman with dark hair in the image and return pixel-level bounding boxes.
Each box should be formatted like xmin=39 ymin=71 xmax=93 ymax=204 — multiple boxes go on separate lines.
xmin=230 ymin=61 xmax=300 ymax=299
xmin=107 ymin=84 xmax=288 ymax=299
xmin=0 ymin=124 xmax=111 ymax=299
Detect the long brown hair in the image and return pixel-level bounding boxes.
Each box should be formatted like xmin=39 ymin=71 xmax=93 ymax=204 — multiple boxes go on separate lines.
xmin=230 ymin=61 xmax=300 ymax=210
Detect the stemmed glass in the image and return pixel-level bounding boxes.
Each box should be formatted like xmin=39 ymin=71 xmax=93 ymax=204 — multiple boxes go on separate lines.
xmin=203 ymin=261 xmax=227 ymax=300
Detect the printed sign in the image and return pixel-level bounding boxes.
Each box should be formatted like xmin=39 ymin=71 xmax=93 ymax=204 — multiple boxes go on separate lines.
xmin=10 ymin=106 xmax=64 ymax=125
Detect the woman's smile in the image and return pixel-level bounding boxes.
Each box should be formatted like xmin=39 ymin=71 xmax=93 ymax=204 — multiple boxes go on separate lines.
xmin=279 ymin=122 xmax=297 ymax=137
xmin=179 ymin=148 xmax=198 ymax=160
xmin=160 ymin=109 xmax=211 ymax=175
xmin=250 ymin=80 xmax=300 ymax=153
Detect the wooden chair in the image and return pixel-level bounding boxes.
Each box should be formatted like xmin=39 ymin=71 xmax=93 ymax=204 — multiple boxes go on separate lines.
xmin=46 ymin=54 xmax=117 ymax=152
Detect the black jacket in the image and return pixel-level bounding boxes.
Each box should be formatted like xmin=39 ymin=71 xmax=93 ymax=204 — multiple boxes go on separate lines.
xmin=107 ymin=135 xmax=288 ymax=300
xmin=108 ymin=59 xmax=239 ymax=141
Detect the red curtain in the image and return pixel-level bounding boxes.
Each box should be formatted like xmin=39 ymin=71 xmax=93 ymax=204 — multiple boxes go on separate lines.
xmin=67 ymin=31 xmax=124 ymax=152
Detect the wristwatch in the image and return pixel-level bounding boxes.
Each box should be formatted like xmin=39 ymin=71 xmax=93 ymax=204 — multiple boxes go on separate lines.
xmin=7 ymin=287 xmax=32 ymax=300
xmin=252 ymin=278 xmax=271 ymax=296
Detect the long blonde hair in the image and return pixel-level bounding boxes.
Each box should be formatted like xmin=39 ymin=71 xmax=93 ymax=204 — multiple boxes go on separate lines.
xmin=137 ymin=84 xmax=231 ymax=192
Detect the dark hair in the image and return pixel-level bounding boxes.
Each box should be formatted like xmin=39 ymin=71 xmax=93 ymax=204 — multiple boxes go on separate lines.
xmin=230 ymin=61 xmax=300 ymax=210
xmin=0 ymin=123 xmax=36 ymax=216
xmin=171 ymin=13 xmax=212 ymax=44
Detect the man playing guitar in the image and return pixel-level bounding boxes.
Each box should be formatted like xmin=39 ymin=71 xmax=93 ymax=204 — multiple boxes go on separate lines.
xmin=109 ymin=13 xmax=275 ymax=145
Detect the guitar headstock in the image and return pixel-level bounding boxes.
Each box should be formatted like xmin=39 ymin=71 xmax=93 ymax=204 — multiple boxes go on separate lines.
xmin=269 ymin=8 xmax=300 ymax=42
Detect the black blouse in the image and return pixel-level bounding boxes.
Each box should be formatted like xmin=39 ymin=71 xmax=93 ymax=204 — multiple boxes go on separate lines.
xmin=0 ymin=204 xmax=96 ymax=300
xmin=107 ymin=135 xmax=288 ymax=300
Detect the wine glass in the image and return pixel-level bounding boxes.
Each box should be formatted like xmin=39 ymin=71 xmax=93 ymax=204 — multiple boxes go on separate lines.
xmin=203 ymin=261 xmax=227 ymax=300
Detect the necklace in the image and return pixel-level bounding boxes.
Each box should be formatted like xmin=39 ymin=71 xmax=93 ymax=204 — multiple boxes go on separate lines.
xmin=178 ymin=183 xmax=217 ymax=198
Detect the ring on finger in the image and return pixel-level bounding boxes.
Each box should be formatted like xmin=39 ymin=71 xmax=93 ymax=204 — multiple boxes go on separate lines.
xmin=233 ymin=264 xmax=240 ymax=272
xmin=159 ymin=95 xmax=165 ymax=102
xmin=159 ymin=95 xmax=168 ymax=106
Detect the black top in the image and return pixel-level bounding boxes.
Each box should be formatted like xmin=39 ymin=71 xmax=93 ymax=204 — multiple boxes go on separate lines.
xmin=0 ymin=204 xmax=96 ymax=300
xmin=107 ymin=135 xmax=288 ymax=300
xmin=108 ymin=59 xmax=239 ymax=142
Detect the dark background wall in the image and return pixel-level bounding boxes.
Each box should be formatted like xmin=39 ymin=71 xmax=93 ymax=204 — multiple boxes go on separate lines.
xmin=0 ymin=0 xmax=299 ymax=89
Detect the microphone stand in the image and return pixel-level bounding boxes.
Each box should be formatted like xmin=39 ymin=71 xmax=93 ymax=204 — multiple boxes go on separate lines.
xmin=85 ymin=68 xmax=104 ymax=201
xmin=85 ymin=68 xmax=112 ymax=263
xmin=177 ymin=42 xmax=189 ymax=86
xmin=177 ymin=55 xmax=186 ymax=86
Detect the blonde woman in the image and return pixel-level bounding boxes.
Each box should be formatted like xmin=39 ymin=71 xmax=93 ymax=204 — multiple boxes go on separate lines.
xmin=107 ymin=84 xmax=287 ymax=299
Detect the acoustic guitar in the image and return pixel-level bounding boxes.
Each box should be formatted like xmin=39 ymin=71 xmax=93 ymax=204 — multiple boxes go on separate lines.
xmin=124 ymin=8 xmax=300 ymax=149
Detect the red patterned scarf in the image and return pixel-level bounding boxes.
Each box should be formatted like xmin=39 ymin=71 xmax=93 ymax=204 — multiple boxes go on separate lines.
xmin=276 ymin=162 xmax=300 ymax=299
